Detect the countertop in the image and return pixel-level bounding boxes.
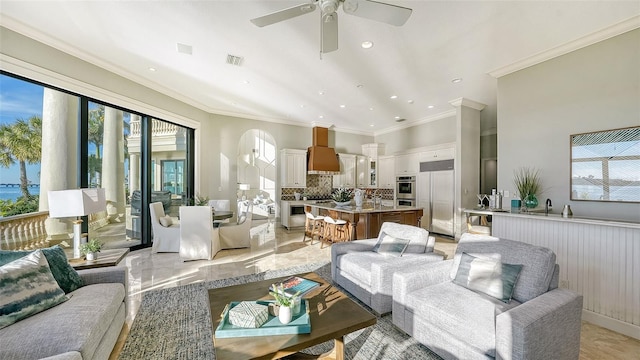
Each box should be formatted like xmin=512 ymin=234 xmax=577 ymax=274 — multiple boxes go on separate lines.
xmin=464 ymin=208 xmax=640 ymax=229
xmin=306 ymin=202 xmax=422 ymax=214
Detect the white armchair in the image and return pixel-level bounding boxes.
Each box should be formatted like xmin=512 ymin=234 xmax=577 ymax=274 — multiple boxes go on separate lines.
xmin=208 ymin=199 xmax=231 ymax=225
xmin=179 ymin=206 xmax=220 ymax=261
xmin=219 ymin=201 xmax=253 ymax=249
xmin=149 ymin=202 xmax=180 ymax=253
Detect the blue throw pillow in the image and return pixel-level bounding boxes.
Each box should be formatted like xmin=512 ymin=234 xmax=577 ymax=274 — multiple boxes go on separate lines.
xmin=373 ymin=231 xmax=411 ymax=257
xmin=453 ymin=252 xmax=523 ymax=303
xmin=0 ymin=245 xmax=84 ymax=293
xmin=0 ymin=250 xmax=69 ymax=329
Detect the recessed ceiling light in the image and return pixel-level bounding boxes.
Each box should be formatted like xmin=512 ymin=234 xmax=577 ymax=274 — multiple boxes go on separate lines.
xmin=176 ymin=43 xmax=192 ymax=55
xmin=356 ymin=84 xmax=364 ymax=88
xmin=148 ymin=67 xmax=156 ymax=72
xmin=394 ymin=116 xmax=400 ymax=119
xmin=369 ymin=107 xmax=374 ymax=111
xmin=318 ymin=91 xmax=325 ymax=95
xmin=300 ymin=104 xmax=306 ymax=108
xmin=243 ymin=80 xmax=250 ymax=84
xmin=361 ymin=41 xmax=374 ymax=49
xmin=369 ymin=124 xmax=375 ymax=127
xmin=390 ymin=95 xmax=398 ymax=99
xmin=407 ymin=100 xmax=414 ymax=104
xmin=452 ymin=78 xmax=463 ymax=83
xmin=428 ymin=105 xmax=435 ymax=109
xmin=339 ymin=104 xmax=346 ymax=108
xmin=319 ymin=115 xmax=324 ymax=119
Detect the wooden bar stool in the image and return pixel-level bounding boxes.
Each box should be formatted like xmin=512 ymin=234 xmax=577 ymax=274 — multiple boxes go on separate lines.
xmin=303 ymin=212 xmax=324 ymax=245
xmin=321 ymin=216 xmax=348 ymax=249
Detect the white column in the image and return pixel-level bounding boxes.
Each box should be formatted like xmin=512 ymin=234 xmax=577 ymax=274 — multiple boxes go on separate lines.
xmin=102 ymin=107 xmax=126 ymax=221
xmin=129 ymin=115 xmax=141 ymax=192
xmin=450 ymin=98 xmax=486 ymax=240
xmin=39 ymin=88 xmax=77 ymax=242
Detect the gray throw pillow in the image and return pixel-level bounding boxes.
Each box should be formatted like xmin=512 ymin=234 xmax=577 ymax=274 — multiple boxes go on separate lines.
xmin=0 ymin=245 xmax=84 ymax=293
xmin=453 ymin=252 xmax=523 ymax=303
xmin=372 ymin=231 xmax=411 ymax=257
xmin=0 ymin=250 xmax=69 ymax=329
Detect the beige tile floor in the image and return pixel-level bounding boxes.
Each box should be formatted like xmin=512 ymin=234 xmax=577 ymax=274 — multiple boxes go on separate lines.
xmin=110 ymin=220 xmax=640 ymax=359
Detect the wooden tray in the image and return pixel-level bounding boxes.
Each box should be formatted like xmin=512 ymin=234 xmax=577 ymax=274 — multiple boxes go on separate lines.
xmin=214 ymin=300 xmax=311 ymax=338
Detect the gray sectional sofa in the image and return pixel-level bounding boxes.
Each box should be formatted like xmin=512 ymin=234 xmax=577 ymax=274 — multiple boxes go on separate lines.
xmin=392 ymin=233 xmax=583 ymax=360
xmin=0 ymin=266 xmax=127 ymax=360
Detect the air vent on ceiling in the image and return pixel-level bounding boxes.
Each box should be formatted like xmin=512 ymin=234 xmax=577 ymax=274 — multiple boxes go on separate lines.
xmin=226 ymin=54 xmax=244 ymax=66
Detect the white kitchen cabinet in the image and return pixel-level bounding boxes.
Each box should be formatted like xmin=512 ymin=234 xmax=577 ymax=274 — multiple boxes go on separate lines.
xmin=333 ymin=153 xmax=357 ymax=188
xmin=356 ymin=155 xmax=370 ymax=188
xmin=395 ymin=153 xmax=418 ymax=175
xmin=280 ymin=149 xmax=306 ymax=188
xmin=378 ymin=155 xmax=395 ymax=189
xmin=419 ymin=147 xmax=455 ymax=162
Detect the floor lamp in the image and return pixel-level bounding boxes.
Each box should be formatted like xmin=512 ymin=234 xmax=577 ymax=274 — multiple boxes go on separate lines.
xmin=48 ymin=188 xmax=106 ymax=259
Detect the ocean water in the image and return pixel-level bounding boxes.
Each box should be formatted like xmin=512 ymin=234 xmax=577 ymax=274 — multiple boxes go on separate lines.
xmin=0 ymin=186 xmax=40 ymax=201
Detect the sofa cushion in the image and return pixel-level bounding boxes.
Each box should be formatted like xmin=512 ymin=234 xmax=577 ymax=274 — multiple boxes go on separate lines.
xmin=0 ymin=282 xmax=125 ymax=359
xmin=159 ymin=215 xmax=173 ymax=227
xmin=453 ymin=252 xmax=523 ymax=303
xmin=336 ymin=252 xmax=377 ymax=286
xmin=373 ymin=231 xmax=410 ymax=257
xmin=406 ymin=281 xmax=520 ymax=357
xmin=451 ymin=234 xmax=556 ymax=303
xmin=378 ymin=222 xmax=430 ymax=254
xmin=0 ymin=245 xmax=84 ymax=293
xmin=0 ymin=250 xmax=69 ymax=329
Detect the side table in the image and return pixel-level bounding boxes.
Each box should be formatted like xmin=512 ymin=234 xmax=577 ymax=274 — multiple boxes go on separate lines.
xmin=68 ymin=248 xmax=129 ymax=270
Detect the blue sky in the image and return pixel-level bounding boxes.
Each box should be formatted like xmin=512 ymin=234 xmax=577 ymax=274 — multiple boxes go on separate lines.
xmin=0 ymin=74 xmax=43 ymax=184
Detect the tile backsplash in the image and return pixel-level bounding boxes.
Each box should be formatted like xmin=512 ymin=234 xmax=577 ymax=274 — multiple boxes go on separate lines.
xmin=281 ymin=174 xmax=394 ymax=201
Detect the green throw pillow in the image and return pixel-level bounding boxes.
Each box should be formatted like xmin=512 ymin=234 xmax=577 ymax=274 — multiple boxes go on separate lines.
xmin=453 ymin=252 xmax=523 ymax=303
xmin=372 ymin=231 xmax=411 ymax=257
xmin=0 ymin=245 xmax=84 ymax=293
xmin=0 ymin=250 xmax=69 ymax=329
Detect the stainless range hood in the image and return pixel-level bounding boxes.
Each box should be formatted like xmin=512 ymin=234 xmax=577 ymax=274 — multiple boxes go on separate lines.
xmin=307 ymin=127 xmax=340 ymax=174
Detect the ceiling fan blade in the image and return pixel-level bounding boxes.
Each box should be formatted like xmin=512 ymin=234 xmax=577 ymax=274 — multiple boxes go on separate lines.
xmin=342 ymin=0 xmax=412 ymax=26
xmin=321 ymin=12 xmax=338 ymax=53
xmin=250 ymin=3 xmax=317 ymax=27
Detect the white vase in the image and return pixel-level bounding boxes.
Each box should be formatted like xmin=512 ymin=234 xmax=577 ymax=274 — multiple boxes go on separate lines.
xmin=278 ymin=305 xmax=292 ymax=325
xmin=86 ymin=252 xmax=97 ymax=261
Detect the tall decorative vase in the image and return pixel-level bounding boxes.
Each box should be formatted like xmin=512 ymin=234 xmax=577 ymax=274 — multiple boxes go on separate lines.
xmin=524 ymin=194 xmax=539 ymax=209
xmin=278 ymin=305 xmax=292 ymax=325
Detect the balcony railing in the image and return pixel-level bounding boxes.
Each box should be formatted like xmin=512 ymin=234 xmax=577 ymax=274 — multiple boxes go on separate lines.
xmin=128 ymin=118 xmax=186 ymax=138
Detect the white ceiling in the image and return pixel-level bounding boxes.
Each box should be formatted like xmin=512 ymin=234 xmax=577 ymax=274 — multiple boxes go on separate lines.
xmin=1 ymin=1 xmax=638 ymax=135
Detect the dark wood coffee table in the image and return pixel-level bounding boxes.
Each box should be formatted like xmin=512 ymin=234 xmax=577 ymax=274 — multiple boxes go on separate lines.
xmin=209 ymin=272 xmax=376 ymax=360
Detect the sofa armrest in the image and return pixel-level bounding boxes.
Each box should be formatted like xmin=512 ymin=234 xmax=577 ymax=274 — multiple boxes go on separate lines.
xmin=392 ymin=259 xmax=453 ymax=329
xmin=78 ymin=266 xmax=127 ymax=289
xmin=496 ymin=288 xmax=583 ymax=360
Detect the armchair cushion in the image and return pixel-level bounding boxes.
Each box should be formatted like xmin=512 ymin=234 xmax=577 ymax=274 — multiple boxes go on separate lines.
xmin=453 ymin=252 xmax=523 ymax=303
xmin=405 ymin=281 xmax=521 ymax=357
xmin=372 ymin=231 xmax=410 ymax=257
xmin=158 ymin=215 xmax=173 ymax=227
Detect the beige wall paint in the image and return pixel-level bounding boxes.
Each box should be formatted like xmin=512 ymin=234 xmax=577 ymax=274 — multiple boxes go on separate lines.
xmin=374 ymin=115 xmax=457 ymax=154
xmin=497 ymin=29 xmax=640 ymax=222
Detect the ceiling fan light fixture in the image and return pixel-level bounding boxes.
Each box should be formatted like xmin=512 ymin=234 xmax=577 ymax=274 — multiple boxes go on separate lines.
xmin=320 ymin=0 xmax=339 ymax=14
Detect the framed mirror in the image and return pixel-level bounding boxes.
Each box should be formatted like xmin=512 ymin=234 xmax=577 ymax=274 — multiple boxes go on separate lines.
xmin=570 ymin=126 xmax=640 ymax=203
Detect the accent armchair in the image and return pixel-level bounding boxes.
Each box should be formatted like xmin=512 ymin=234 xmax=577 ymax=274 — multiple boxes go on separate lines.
xmin=208 ymin=199 xmax=231 ymax=225
xmin=331 ymin=222 xmax=443 ymax=315
xmin=179 ymin=206 xmax=221 ymax=261
xmin=219 ymin=200 xmax=253 ymax=249
xmin=392 ymin=233 xmax=583 ymax=360
xmin=149 ymin=202 xmax=180 ymax=253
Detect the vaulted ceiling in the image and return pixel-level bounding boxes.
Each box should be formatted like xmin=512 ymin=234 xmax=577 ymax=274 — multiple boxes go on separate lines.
xmin=1 ymin=1 xmax=638 ymax=135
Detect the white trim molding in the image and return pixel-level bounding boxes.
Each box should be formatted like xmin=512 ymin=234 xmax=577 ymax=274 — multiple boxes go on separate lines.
xmin=489 ymin=15 xmax=640 ymax=78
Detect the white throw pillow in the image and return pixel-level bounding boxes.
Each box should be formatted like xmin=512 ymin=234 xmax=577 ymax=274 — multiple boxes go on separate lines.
xmin=159 ymin=216 xmax=173 ymax=227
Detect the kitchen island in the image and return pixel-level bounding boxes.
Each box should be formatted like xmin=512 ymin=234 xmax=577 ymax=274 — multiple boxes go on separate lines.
xmin=305 ymin=202 xmax=423 ymax=240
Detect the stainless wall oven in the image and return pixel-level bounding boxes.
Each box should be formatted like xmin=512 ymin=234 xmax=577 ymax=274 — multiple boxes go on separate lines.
xmin=397 ymin=198 xmax=416 ymax=207
xmin=396 ymin=176 xmax=416 ymax=199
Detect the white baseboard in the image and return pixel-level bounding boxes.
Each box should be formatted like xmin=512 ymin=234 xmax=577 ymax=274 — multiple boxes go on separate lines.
xmin=582 ymin=309 xmax=640 ymax=340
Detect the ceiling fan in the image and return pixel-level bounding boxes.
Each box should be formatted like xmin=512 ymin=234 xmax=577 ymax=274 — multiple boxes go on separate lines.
xmin=250 ymin=0 xmax=412 ymax=53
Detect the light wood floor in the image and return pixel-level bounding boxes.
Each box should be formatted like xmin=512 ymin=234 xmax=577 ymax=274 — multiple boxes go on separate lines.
xmin=109 ymin=221 xmax=640 ymax=359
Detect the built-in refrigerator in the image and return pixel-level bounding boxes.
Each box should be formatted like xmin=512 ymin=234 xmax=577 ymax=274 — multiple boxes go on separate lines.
xmin=417 ymin=159 xmax=455 ymax=237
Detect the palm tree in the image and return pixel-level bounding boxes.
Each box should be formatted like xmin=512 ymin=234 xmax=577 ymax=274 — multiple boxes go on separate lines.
xmin=0 ymin=116 xmax=42 ymax=198
xmin=88 ymin=105 xmax=104 ymax=186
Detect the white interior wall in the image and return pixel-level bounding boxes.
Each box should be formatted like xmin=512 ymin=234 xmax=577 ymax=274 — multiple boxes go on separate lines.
xmin=496 ymin=29 xmax=640 ymax=222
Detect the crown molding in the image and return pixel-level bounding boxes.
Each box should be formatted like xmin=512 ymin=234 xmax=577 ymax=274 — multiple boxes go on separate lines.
xmin=489 ymin=15 xmax=640 ymax=78
xmin=448 ymin=97 xmax=487 ymax=111
xmin=373 ymin=109 xmax=457 ymax=136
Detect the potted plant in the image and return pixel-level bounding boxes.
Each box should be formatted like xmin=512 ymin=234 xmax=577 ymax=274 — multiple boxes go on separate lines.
xmin=269 ymin=284 xmax=301 ymax=325
xmin=331 ymin=187 xmax=353 ymax=206
xmin=513 ymin=167 xmax=542 ymax=209
xmin=80 ymin=239 xmax=102 ymax=261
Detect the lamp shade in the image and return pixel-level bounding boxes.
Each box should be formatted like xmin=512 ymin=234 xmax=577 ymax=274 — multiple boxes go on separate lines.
xmin=238 ymin=184 xmax=250 ymax=191
xmin=48 ymin=188 xmax=106 ymax=218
